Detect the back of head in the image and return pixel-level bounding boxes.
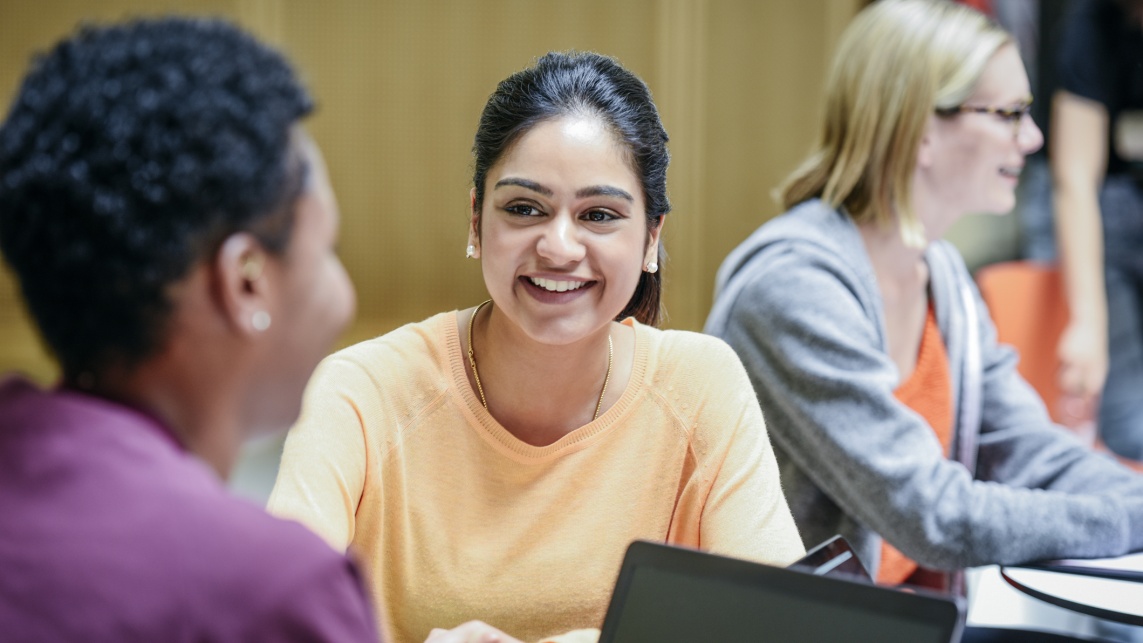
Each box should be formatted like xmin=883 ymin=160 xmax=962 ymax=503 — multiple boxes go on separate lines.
xmin=779 ymin=0 xmax=1010 ymax=245
xmin=471 ymin=51 xmax=671 ymax=325
xmin=0 ymin=18 xmax=313 ymax=381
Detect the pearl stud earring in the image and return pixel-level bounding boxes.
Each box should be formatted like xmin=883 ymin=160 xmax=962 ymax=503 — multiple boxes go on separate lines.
xmin=252 ymin=311 xmax=271 ymax=332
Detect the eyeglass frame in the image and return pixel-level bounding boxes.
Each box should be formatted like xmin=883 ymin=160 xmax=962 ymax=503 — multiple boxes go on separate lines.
xmin=934 ymin=99 xmax=1033 ymax=136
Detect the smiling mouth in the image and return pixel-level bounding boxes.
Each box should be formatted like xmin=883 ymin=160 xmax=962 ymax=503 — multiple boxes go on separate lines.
xmin=999 ymin=166 xmax=1022 ymax=179
xmin=528 ymin=276 xmax=591 ymax=293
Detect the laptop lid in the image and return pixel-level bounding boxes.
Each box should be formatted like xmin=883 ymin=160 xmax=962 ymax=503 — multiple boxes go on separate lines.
xmin=598 ymin=541 xmax=964 ymax=643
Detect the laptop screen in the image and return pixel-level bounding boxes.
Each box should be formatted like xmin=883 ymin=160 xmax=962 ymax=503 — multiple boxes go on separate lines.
xmin=599 ymin=542 xmax=962 ymax=643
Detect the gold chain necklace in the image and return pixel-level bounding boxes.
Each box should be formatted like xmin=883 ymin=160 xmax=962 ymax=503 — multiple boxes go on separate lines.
xmin=466 ymin=299 xmax=613 ymax=421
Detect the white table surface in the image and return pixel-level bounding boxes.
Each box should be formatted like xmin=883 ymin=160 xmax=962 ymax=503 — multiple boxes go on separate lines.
xmin=1000 ymin=566 xmax=1143 ymax=626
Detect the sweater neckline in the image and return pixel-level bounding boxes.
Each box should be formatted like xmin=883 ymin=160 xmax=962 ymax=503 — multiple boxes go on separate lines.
xmin=440 ymin=312 xmax=650 ymax=462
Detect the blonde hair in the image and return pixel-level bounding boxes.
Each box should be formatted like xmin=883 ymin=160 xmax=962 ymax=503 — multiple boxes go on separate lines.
xmin=779 ymin=0 xmax=1011 ymax=246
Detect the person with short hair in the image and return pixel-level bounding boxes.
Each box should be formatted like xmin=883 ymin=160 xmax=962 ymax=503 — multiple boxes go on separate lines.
xmin=269 ymin=51 xmax=803 ymax=643
xmin=0 ymin=17 xmax=376 ymax=642
xmin=706 ymin=0 xmax=1143 ymax=596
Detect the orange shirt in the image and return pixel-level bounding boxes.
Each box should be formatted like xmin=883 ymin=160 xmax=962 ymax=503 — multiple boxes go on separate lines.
xmin=268 ymin=312 xmax=805 ymax=643
xmin=877 ymin=304 xmax=953 ymax=586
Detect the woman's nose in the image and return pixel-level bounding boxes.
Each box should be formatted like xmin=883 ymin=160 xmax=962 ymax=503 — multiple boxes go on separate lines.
xmin=1019 ymin=113 xmax=1044 ymax=155
xmin=536 ymin=214 xmax=586 ymax=265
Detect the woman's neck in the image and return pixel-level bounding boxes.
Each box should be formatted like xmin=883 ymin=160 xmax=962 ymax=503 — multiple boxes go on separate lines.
xmin=857 ymin=219 xmax=928 ymax=284
xmin=857 ymin=217 xmax=932 ymax=380
xmin=466 ymin=304 xmax=620 ymax=447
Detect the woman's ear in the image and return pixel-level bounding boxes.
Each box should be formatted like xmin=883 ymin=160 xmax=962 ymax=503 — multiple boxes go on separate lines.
xmin=916 ymin=115 xmax=940 ymax=170
xmin=644 ymin=215 xmax=665 ymax=268
xmin=467 ymin=187 xmax=481 ymax=259
xmin=215 ymin=232 xmax=274 ymax=336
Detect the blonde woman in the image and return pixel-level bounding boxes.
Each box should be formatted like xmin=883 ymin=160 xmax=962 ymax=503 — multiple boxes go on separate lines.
xmin=706 ymin=0 xmax=1143 ymax=596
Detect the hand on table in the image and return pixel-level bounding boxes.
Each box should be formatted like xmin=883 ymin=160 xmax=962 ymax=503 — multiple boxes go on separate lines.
xmin=424 ymin=621 xmax=525 ymax=643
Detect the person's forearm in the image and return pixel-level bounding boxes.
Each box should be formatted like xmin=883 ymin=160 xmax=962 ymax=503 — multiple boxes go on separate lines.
xmin=1054 ymin=181 xmax=1106 ymax=327
xmin=1051 ymin=90 xmax=1109 ymax=330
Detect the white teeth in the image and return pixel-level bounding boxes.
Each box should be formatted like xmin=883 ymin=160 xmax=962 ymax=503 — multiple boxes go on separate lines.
xmin=1000 ymin=167 xmax=1022 ymax=178
xmin=529 ymin=277 xmax=587 ymax=292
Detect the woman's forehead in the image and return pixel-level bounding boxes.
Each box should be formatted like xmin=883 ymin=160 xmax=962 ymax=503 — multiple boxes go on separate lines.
xmin=966 ymin=44 xmax=1030 ymax=104
xmin=492 ymin=118 xmax=635 ymax=182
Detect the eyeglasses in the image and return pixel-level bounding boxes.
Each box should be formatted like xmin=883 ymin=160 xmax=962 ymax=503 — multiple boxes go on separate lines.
xmin=935 ymin=100 xmax=1033 ymax=136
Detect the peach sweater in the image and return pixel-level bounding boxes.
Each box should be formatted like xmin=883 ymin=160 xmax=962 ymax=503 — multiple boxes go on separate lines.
xmin=268 ymin=312 xmax=803 ymax=643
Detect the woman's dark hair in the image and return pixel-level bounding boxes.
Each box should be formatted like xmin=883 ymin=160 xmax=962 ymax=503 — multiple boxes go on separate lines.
xmin=0 ymin=17 xmax=313 ymax=380
xmin=472 ymin=51 xmax=670 ymax=326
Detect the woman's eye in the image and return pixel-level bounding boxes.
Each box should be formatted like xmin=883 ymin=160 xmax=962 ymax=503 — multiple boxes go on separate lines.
xmin=1002 ymin=104 xmax=1031 ymax=122
xmin=506 ymin=204 xmax=540 ymax=217
xmin=583 ymin=210 xmax=616 ymax=223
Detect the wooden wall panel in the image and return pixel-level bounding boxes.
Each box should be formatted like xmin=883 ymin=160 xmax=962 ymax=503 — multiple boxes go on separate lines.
xmin=0 ymin=0 xmax=860 ymax=382
xmin=657 ymin=0 xmax=861 ymax=330
xmin=696 ymin=0 xmax=854 ymax=328
xmin=653 ymin=0 xmax=709 ymax=330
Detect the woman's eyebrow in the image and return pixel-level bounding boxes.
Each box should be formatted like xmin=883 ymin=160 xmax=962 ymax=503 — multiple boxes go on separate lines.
xmin=494 ymin=177 xmax=553 ymax=196
xmin=576 ymin=185 xmax=634 ymax=202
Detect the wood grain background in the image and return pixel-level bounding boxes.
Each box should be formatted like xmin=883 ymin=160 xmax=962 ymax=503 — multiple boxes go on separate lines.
xmin=0 ymin=0 xmax=864 ymax=382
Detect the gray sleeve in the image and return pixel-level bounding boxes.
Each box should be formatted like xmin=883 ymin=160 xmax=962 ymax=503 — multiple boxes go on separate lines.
xmin=968 ymin=274 xmax=1143 ymax=551
xmin=717 ymin=246 xmax=1143 ymax=570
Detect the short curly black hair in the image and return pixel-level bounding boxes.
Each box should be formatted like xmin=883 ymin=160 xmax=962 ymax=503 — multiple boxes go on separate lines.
xmin=0 ymin=17 xmax=314 ymax=379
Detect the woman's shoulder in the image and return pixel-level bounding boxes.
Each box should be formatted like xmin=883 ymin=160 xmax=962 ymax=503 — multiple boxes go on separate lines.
xmin=632 ymin=325 xmax=764 ymax=445
xmin=309 ymin=311 xmax=455 ymax=395
xmin=333 ymin=310 xmax=450 ymax=359
xmin=640 ymin=324 xmax=736 ymax=360
xmin=713 ymin=200 xmax=869 ymax=306
xmin=635 ymin=324 xmax=748 ymax=392
xmin=736 ymin=200 xmax=857 ymax=255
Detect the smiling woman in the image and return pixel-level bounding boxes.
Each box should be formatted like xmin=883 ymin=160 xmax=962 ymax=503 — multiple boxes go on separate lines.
xmin=467 ymin=114 xmax=658 ymax=439
xmin=268 ymin=51 xmax=804 ymax=643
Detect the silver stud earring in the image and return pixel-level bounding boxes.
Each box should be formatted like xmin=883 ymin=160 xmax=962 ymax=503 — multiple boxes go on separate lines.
xmin=465 ymin=244 xmax=476 ymax=259
xmin=645 ymin=262 xmax=658 ymax=274
xmin=252 ymin=311 xmax=271 ymax=332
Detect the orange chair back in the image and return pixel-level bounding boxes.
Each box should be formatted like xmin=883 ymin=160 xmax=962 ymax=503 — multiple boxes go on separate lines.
xmin=975 ymin=261 xmax=1070 ymax=424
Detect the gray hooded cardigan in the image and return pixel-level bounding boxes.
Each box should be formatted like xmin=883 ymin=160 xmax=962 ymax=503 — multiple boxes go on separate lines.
xmin=705 ymin=199 xmax=1143 ymax=578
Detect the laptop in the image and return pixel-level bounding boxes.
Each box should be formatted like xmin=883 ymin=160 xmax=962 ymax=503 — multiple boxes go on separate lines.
xmin=598 ymin=541 xmax=964 ymax=643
